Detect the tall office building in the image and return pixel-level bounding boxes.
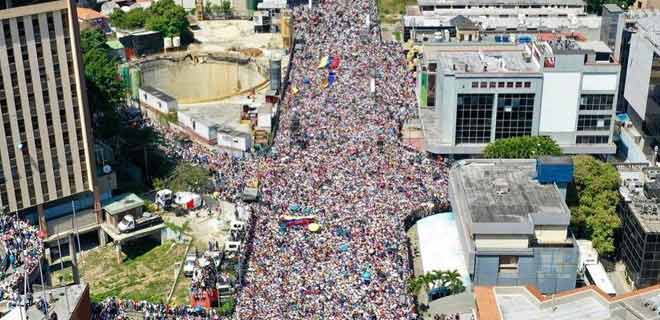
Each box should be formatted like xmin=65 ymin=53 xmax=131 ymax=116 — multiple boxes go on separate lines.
xmin=0 ymin=0 xmax=96 ymax=226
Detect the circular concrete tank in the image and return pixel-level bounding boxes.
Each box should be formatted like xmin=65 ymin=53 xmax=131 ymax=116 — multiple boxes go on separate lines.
xmin=139 ymin=58 xmax=267 ymax=104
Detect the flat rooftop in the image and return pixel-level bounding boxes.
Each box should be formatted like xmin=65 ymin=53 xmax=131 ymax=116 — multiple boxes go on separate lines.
xmin=449 ymin=159 xmax=570 ymax=226
xmin=417 ymin=0 xmax=585 ymax=6
xmin=141 ymin=86 xmax=176 ymax=103
xmin=178 ymin=102 xmax=252 ymax=134
xmin=25 ymin=283 xmax=88 ymax=320
xmin=403 ymin=15 xmax=602 ymax=31
xmin=616 ymin=164 xmax=660 ymax=233
xmin=103 ymin=193 xmax=144 ymax=216
xmin=476 ymin=285 xmax=660 ymax=320
xmin=425 ymin=44 xmax=541 ymax=74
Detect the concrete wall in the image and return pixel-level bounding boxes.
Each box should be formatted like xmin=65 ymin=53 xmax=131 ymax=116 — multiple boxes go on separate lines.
xmin=217 ymin=132 xmax=251 ymax=151
xmin=177 ymin=111 xmax=218 ymax=143
xmin=625 ymin=32 xmax=654 ymax=121
xmin=475 ymin=234 xmax=529 ymax=249
xmin=138 ymin=88 xmax=178 ymax=113
xmin=534 ymin=225 xmax=568 ymax=243
xmin=140 ymin=60 xmax=266 ymax=104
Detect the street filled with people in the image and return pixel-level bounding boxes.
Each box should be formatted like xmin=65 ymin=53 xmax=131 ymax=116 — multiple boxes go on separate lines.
xmin=234 ymin=0 xmax=449 ymax=318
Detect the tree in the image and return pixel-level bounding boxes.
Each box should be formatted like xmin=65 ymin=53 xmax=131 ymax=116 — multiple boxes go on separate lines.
xmin=110 ymin=8 xmax=148 ymax=30
xmin=570 ymin=155 xmax=621 ymax=256
xmin=80 ymin=29 xmax=124 ymax=140
xmin=146 ymin=0 xmax=189 ymax=37
xmin=586 ymin=0 xmax=634 ymax=14
xmin=221 ymin=0 xmax=232 ymax=15
xmin=162 ymin=163 xmax=211 ymax=192
xmin=483 ymin=136 xmax=561 ymax=159
xmin=407 ymin=270 xmax=465 ymax=297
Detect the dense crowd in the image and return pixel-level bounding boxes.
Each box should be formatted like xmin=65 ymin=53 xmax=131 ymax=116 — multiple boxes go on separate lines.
xmin=92 ymin=297 xmax=223 ymax=320
xmin=0 ymin=214 xmax=44 ymax=308
xmin=234 ymin=0 xmax=449 ymax=318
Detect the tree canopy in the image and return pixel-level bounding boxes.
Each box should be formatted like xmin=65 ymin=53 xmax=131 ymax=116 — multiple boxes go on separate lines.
xmin=145 ymin=0 xmax=190 ymax=37
xmin=153 ymin=163 xmax=211 ymax=192
xmin=570 ymin=155 xmax=621 ymax=256
xmin=109 ymin=0 xmax=189 ymax=37
xmin=80 ymin=29 xmax=124 ymax=140
xmin=408 ymin=270 xmax=465 ymax=298
xmin=483 ymin=136 xmax=561 ymax=159
xmin=586 ymin=0 xmax=635 ymax=14
xmin=109 ymin=8 xmax=148 ymax=30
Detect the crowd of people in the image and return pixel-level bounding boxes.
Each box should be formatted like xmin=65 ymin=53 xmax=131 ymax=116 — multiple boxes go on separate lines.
xmin=233 ymin=0 xmax=449 ymax=318
xmin=92 ymin=297 xmax=223 ymax=320
xmin=0 ymin=214 xmax=44 ymax=309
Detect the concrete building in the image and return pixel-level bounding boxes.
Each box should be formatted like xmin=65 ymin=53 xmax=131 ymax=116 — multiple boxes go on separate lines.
xmin=619 ymin=14 xmax=660 ymax=162
xmin=416 ymin=0 xmax=585 ymax=17
xmin=0 ymin=0 xmax=99 ymax=231
xmin=22 ymin=283 xmax=92 ymax=320
xmin=474 ymin=284 xmax=660 ymax=320
xmin=138 ymin=85 xmax=178 ymax=116
xmin=617 ymin=163 xmax=660 ymax=289
xmin=449 ymin=158 xmax=578 ymax=294
xmin=418 ymin=38 xmax=619 ymax=155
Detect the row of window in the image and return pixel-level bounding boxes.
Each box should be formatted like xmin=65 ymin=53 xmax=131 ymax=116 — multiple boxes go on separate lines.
xmin=471 ymin=81 xmax=532 ymax=89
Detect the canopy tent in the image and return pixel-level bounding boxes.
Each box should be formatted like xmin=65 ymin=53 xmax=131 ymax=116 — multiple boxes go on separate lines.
xmin=318 ymin=56 xmax=329 ymax=69
xmin=330 ymin=56 xmax=341 ymax=69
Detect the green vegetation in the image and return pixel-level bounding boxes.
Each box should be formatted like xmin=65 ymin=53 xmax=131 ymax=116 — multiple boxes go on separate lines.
xmin=219 ymin=298 xmax=236 ymax=316
xmin=483 ymin=136 xmax=562 ymax=159
xmin=408 ymin=270 xmax=465 ymax=297
xmin=586 ymin=0 xmax=634 ymax=14
xmin=110 ymin=8 xmax=148 ymax=30
xmin=378 ymin=0 xmax=416 ymax=22
xmin=110 ymin=0 xmax=189 ymax=37
xmin=153 ymin=163 xmax=211 ymax=192
xmin=570 ymin=155 xmax=621 ymax=256
xmin=80 ymin=240 xmax=188 ymax=303
xmin=146 ymin=0 xmax=190 ymax=37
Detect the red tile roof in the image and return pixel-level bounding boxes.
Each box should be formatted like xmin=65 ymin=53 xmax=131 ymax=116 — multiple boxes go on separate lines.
xmin=77 ymin=7 xmax=106 ymax=21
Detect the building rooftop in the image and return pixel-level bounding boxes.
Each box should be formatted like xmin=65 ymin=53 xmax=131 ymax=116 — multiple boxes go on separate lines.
xmin=475 ymin=284 xmax=660 ymax=320
xmin=603 ymin=3 xmax=624 ymax=12
xmin=178 ymin=102 xmax=253 ymax=135
xmin=417 ymin=0 xmax=585 ymax=7
xmin=449 ymin=159 xmax=570 ymax=233
xmin=103 ymin=193 xmax=144 ymax=216
xmin=616 ymin=163 xmax=660 ymax=233
xmin=25 ymin=283 xmax=89 ymax=320
xmin=425 ymin=44 xmax=541 ymax=74
xmin=77 ymin=7 xmax=106 ymax=20
xmin=140 ymin=86 xmax=176 ymax=103
xmin=403 ymin=15 xmax=602 ymax=31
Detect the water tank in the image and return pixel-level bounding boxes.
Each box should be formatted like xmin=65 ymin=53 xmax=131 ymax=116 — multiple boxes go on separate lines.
xmin=536 ymin=156 xmax=574 ymax=184
xmin=164 ymin=37 xmax=173 ymax=49
xmin=173 ymin=36 xmax=181 ymax=48
xmin=270 ymin=58 xmax=282 ymax=91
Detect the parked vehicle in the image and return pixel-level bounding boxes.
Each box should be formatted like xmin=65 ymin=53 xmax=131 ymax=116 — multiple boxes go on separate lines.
xmin=183 ymin=253 xmax=197 ymax=277
xmin=117 ymin=213 xmax=163 ymax=233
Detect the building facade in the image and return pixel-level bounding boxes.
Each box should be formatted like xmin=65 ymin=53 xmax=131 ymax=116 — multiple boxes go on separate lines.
xmin=449 ymin=158 xmax=578 ymax=294
xmin=0 ymin=0 xmax=97 ymax=228
xmin=618 ymin=164 xmax=660 ymax=289
xmin=419 ymin=39 xmax=619 ymax=155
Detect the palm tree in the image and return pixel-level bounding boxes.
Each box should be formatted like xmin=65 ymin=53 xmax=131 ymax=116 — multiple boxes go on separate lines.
xmin=444 ymin=270 xmax=465 ymax=294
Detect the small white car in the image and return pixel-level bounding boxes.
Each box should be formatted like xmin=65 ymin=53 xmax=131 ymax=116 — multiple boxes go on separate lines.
xmin=183 ymin=255 xmax=196 ymax=277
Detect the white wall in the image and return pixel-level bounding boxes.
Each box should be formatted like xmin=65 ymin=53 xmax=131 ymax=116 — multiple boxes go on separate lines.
xmin=474 ymin=234 xmax=529 ymax=249
xmin=218 ymin=132 xmax=251 ymax=151
xmin=539 ymin=72 xmax=580 ymax=132
xmin=139 ymin=88 xmax=178 ymax=113
xmin=534 ymin=225 xmax=568 ymax=243
xmin=582 ymin=74 xmax=617 ymax=91
xmin=625 ymin=33 xmax=654 ymax=120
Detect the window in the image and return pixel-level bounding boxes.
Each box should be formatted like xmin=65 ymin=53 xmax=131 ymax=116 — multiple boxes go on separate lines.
xmin=498 ymin=82 xmax=505 ymax=88
xmin=577 ymin=115 xmax=612 ymax=131
xmin=428 ymin=63 xmax=437 ymax=72
xmin=480 ymin=82 xmax=487 ymax=88
xmin=576 ymin=135 xmax=609 ymax=144
xmin=489 ymin=82 xmax=496 ymax=88
xmin=455 ymin=94 xmax=494 ymax=144
xmin=499 ymin=255 xmax=519 ymax=273
xmin=472 ymin=82 xmax=478 ymax=88
xmin=507 ymin=82 xmax=514 ymax=88
xmin=495 ymin=94 xmax=535 ymax=139
xmin=515 ymin=82 xmax=522 ymax=88
xmin=580 ymin=94 xmax=614 ymax=111
xmin=524 ymin=82 xmax=531 ymax=88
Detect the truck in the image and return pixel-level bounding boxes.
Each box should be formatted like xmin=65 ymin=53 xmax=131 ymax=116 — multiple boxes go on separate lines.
xmin=117 ymin=213 xmax=163 ymax=233
xmin=156 ymin=189 xmax=173 ymax=209
xmin=174 ymin=192 xmax=203 ymax=210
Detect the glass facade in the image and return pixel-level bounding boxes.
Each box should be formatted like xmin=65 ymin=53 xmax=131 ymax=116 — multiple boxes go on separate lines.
xmin=495 ymin=94 xmax=534 ymax=139
xmin=456 ymin=94 xmax=494 ymax=144
xmin=621 ymin=204 xmax=660 ymax=288
xmin=576 ymin=135 xmax=609 ymax=144
xmin=580 ymin=94 xmax=614 ymax=111
xmin=577 ymin=115 xmax=612 ymax=131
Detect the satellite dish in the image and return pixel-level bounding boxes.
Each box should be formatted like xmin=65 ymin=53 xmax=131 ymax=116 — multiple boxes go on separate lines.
xmin=103 ymin=165 xmax=112 ymax=174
